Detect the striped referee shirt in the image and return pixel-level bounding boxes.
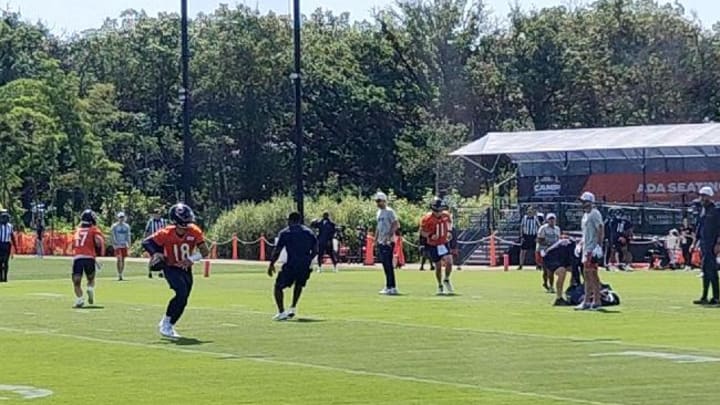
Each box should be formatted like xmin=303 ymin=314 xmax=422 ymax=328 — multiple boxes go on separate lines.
xmin=0 ymin=223 xmax=13 ymax=243
xmin=145 ymin=218 xmax=167 ymax=236
xmin=520 ymin=215 xmax=540 ymax=236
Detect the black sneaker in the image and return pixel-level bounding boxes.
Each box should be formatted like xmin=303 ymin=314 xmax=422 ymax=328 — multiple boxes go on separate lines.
xmin=693 ymin=298 xmax=709 ymax=305
xmin=553 ymin=298 xmax=571 ymax=306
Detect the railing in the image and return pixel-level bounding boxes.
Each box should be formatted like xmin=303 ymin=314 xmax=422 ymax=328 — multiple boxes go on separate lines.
xmin=455 ymin=208 xmax=492 ymax=264
xmin=516 ymin=202 xmax=687 ymax=236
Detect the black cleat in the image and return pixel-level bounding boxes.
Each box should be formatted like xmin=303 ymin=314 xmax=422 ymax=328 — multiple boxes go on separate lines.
xmin=709 ymin=298 xmax=720 ymax=306
xmin=553 ymin=298 xmax=571 ymax=306
xmin=148 ymin=272 xmax=153 ymax=279
xmin=693 ymin=298 xmax=709 ymax=305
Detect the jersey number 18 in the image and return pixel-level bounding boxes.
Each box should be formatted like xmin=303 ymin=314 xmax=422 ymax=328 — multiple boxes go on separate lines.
xmin=173 ymin=243 xmax=191 ymax=262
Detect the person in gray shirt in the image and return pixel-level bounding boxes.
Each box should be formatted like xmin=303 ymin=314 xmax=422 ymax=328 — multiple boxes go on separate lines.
xmin=577 ymin=192 xmax=605 ymax=311
xmin=110 ymin=212 xmax=132 ymax=281
xmin=537 ymin=213 xmax=561 ymax=293
xmin=375 ymin=192 xmax=400 ymax=295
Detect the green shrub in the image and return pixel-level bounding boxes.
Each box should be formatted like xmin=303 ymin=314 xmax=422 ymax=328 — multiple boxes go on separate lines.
xmin=207 ymin=193 xmax=429 ymax=261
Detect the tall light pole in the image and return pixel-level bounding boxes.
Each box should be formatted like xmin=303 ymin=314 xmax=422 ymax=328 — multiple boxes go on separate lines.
xmin=292 ymin=0 xmax=304 ymax=221
xmin=180 ymin=0 xmax=192 ymax=204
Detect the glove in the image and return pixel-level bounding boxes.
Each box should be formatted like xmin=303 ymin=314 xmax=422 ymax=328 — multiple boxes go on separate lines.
xmin=592 ymin=245 xmax=604 ymax=258
xmin=574 ymin=244 xmax=582 ymax=258
xmin=540 ymin=249 xmax=547 ymax=258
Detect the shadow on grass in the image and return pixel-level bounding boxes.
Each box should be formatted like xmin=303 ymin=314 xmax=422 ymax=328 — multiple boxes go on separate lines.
xmin=77 ymin=305 xmax=105 ymax=310
xmin=162 ymin=337 xmax=213 ymax=346
xmin=293 ymin=318 xmax=325 ymax=323
xmin=594 ymin=308 xmax=622 ymax=314
xmin=435 ymin=293 xmax=462 ymax=298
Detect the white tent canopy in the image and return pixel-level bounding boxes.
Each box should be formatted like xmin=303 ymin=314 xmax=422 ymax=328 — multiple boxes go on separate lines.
xmin=451 ymin=123 xmax=720 ymax=163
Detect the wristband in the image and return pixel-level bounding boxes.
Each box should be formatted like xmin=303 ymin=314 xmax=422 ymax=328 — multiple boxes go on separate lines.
xmin=190 ymin=252 xmax=203 ymax=263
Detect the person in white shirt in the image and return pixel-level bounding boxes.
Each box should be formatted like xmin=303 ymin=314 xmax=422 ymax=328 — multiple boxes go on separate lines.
xmin=665 ymin=229 xmax=681 ymax=269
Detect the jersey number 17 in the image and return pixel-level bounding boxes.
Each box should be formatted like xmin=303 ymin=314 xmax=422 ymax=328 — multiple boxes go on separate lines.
xmin=75 ymin=230 xmax=89 ymax=247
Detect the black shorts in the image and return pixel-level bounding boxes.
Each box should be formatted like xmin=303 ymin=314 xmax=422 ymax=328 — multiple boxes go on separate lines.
xmin=72 ymin=258 xmax=96 ymax=277
xmin=544 ymin=245 xmax=573 ymax=272
xmin=276 ymin=264 xmax=312 ymax=289
xmin=0 ymin=242 xmax=10 ymax=258
xmin=318 ymin=240 xmax=334 ymax=256
xmin=427 ymin=243 xmax=452 ymax=263
xmin=521 ymin=235 xmax=537 ymax=250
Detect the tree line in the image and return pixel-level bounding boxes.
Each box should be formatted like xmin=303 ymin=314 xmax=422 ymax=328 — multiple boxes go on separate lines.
xmin=0 ymin=0 xmax=718 ymax=228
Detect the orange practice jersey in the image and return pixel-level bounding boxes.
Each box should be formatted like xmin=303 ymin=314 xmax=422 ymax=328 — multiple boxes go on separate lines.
xmin=420 ymin=212 xmax=453 ymax=246
xmin=73 ymin=226 xmax=105 ymax=258
xmin=151 ymin=225 xmax=205 ymax=267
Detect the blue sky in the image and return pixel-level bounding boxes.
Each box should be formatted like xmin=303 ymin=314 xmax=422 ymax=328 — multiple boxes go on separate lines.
xmin=7 ymin=0 xmax=720 ymax=35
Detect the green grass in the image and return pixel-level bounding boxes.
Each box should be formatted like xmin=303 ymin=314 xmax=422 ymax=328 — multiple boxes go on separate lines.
xmin=1 ymin=258 xmax=720 ymax=404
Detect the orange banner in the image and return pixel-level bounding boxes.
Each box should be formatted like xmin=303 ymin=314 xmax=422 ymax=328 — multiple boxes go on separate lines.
xmin=13 ymin=232 xmax=75 ymax=255
xmin=584 ymin=172 xmax=720 ymax=203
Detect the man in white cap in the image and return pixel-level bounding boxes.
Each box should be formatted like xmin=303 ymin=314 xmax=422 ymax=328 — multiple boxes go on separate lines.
xmin=375 ymin=192 xmax=400 ymax=295
xmin=693 ymin=186 xmax=720 ymax=305
xmin=110 ymin=212 xmax=132 ymax=281
xmin=576 ymin=191 xmax=605 ymax=310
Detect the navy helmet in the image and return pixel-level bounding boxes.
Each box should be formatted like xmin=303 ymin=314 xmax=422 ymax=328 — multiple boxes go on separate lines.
xmin=80 ymin=209 xmax=97 ymax=226
xmin=430 ymin=197 xmax=445 ymax=212
xmin=169 ymin=203 xmax=195 ymax=226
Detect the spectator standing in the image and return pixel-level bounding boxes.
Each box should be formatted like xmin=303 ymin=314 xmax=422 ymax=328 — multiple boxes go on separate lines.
xmin=110 ymin=212 xmax=132 ymax=281
xmin=145 ymin=208 xmax=167 ymax=279
xmin=680 ymin=217 xmax=696 ymax=270
xmin=312 ymin=212 xmax=339 ymax=273
xmin=375 ymin=192 xmax=400 ymax=295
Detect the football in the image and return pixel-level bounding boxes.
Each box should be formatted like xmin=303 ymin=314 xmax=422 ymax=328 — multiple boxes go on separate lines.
xmin=148 ymin=254 xmax=166 ymax=272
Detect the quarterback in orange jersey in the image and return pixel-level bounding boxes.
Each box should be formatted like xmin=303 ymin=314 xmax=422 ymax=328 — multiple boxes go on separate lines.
xmin=142 ymin=203 xmax=210 ymax=339
xmin=420 ymin=197 xmax=455 ymax=295
xmin=71 ymin=210 xmax=105 ymax=308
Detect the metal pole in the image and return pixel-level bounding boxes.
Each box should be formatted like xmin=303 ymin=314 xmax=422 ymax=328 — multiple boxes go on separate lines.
xmin=292 ymin=0 xmax=304 ymax=220
xmin=641 ymin=149 xmax=647 ymax=233
xmin=490 ymin=174 xmax=496 ymax=231
xmin=180 ymin=0 xmax=192 ymax=204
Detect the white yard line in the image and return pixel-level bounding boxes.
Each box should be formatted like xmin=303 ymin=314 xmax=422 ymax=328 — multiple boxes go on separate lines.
xmin=0 ymin=326 xmax=621 ymax=405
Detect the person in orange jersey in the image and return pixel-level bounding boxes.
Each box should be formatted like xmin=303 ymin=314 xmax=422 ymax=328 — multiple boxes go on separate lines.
xmin=71 ymin=210 xmax=105 ymax=308
xmin=143 ymin=204 xmax=210 ymax=339
xmin=420 ymin=197 xmax=455 ymax=295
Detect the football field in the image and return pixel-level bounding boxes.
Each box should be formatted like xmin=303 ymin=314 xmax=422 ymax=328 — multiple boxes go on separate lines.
xmin=1 ymin=258 xmax=719 ymax=404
